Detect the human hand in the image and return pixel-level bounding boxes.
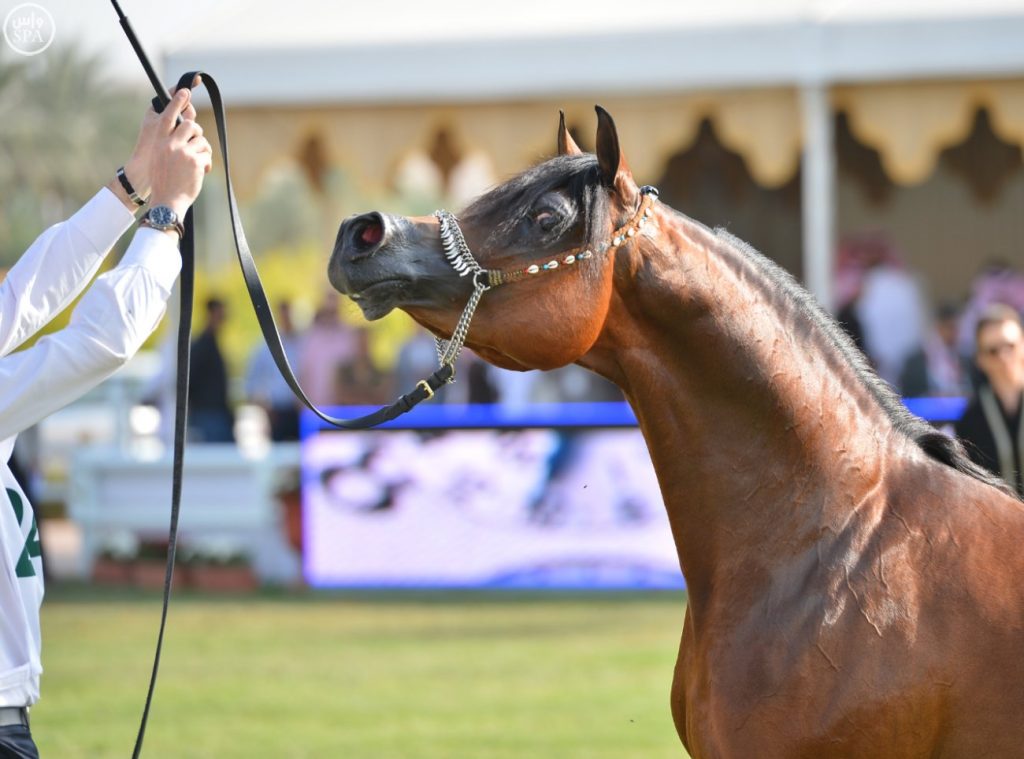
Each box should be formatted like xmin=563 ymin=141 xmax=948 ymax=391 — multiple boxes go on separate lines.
xmin=147 ymin=83 xmax=214 ymax=217
xmin=121 ymin=76 xmax=201 ymax=201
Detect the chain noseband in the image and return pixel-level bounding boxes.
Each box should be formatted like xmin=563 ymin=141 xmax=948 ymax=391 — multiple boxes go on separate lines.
xmin=433 ymin=209 xmax=492 ymax=368
xmin=431 ymin=185 xmax=660 ymax=375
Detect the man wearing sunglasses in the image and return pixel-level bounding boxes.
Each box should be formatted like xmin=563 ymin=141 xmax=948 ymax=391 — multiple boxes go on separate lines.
xmin=955 ymin=303 xmax=1024 ymax=496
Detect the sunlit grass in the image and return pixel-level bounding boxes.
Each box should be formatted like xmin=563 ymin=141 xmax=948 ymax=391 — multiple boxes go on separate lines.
xmin=37 ymin=589 xmax=690 ymax=758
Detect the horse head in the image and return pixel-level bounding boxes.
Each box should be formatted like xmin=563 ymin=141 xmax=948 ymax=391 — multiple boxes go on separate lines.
xmin=328 ymin=107 xmax=653 ymax=372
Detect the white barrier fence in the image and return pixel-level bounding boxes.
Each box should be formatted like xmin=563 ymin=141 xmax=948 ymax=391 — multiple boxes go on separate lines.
xmin=68 ymin=442 xmax=301 ymax=584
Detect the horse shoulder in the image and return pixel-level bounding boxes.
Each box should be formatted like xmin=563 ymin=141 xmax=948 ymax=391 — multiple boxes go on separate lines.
xmin=677 ymin=452 xmax=1024 ymax=756
xmin=884 ymin=453 xmax=1024 ymax=619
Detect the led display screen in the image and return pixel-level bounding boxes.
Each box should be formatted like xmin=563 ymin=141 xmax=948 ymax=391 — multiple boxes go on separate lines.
xmin=301 ymin=403 xmax=684 ymax=589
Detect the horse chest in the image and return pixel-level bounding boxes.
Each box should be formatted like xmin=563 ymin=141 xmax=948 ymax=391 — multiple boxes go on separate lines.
xmin=676 ymin=578 xmax=932 ymax=757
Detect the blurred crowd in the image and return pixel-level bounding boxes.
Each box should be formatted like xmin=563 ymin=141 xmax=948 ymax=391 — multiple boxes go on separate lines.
xmin=173 ymin=230 xmax=1024 ymax=446
xmin=835 ymin=232 xmax=1024 ymax=496
xmin=178 ymin=289 xmax=623 ymax=445
xmin=834 ymin=231 xmax=1024 ymax=399
xmin=166 ymin=230 xmax=1024 ymax=497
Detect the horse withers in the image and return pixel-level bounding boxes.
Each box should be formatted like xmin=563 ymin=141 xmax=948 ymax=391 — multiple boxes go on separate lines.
xmin=328 ymin=107 xmax=1024 ymax=758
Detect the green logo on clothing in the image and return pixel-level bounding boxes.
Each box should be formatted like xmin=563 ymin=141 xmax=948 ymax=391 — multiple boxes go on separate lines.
xmin=7 ymin=487 xmax=41 ymax=578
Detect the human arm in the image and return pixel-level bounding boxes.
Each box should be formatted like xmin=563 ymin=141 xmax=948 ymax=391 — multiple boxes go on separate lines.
xmin=0 ymin=87 xmax=212 ymax=439
xmin=0 ymin=190 xmax=135 ymax=356
xmin=0 ymin=228 xmax=181 ymax=440
xmin=0 ymin=86 xmax=204 ymax=355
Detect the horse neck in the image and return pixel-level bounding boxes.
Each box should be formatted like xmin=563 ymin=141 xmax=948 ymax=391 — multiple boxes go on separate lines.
xmin=584 ymin=212 xmax=912 ymax=611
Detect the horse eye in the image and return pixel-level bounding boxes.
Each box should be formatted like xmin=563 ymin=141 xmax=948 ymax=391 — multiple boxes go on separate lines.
xmin=533 ymin=209 xmax=560 ymax=232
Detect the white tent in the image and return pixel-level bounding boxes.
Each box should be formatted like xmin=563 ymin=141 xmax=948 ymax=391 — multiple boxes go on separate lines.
xmin=156 ymin=0 xmax=1024 ymax=308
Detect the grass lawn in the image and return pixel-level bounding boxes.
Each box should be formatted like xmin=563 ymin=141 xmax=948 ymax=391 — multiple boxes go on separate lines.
xmin=36 ymin=588 xmax=691 ymax=758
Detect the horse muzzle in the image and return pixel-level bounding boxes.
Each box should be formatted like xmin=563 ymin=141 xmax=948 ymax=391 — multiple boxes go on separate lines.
xmin=328 ymin=211 xmax=403 ymax=302
xmin=328 ymin=212 xmax=467 ymax=320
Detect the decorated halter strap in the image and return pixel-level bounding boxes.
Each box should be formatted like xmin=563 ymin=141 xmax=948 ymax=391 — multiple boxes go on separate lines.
xmin=490 ymin=185 xmax=659 ymax=285
xmin=431 ymin=184 xmax=659 ymax=371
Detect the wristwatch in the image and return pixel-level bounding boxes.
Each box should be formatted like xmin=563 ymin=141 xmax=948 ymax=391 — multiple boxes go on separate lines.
xmin=139 ymin=205 xmax=184 ymax=240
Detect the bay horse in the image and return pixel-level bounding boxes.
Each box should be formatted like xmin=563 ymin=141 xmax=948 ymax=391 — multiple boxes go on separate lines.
xmin=327 ymin=107 xmax=1024 ymax=758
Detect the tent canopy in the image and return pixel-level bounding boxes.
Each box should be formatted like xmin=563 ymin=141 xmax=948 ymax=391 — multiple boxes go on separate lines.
xmin=166 ymin=0 xmax=1024 ymax=105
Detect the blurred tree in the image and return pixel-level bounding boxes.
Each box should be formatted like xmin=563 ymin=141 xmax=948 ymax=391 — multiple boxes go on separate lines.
xmin=0 ymin=45 xmax=142 ymax=268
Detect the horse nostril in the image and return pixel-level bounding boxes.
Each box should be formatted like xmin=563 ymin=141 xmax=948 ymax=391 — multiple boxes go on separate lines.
xmin=357 ymin=218 xmax=383 ymax=247
xmin=342 ymin=212 xmax=388 ymax=259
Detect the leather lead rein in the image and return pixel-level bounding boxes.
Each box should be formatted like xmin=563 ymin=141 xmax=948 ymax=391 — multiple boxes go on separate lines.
xmin=178 ymin=71 xmax=455 ymax=430
xmin=131 ymin=71 xmax=453 ymax=758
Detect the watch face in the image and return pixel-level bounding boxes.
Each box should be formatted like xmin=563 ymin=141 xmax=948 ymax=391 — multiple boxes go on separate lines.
xmin=149 ymin=206 xmax=176 ymax=226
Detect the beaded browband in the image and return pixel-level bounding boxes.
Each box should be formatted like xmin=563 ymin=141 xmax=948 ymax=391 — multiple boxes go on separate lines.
xmin=430 ymin=185 xmax=660 ymax=375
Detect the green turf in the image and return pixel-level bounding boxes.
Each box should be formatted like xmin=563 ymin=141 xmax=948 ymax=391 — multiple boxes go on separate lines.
xmin=35 ymin=589 xmax=691 ymax=758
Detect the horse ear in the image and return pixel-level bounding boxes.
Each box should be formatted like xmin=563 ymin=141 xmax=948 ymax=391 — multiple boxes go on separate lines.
xmin=557 ymin=110 xmax=583 ymax=156
xmin=594 ymin=105 xmax=634 ymax=196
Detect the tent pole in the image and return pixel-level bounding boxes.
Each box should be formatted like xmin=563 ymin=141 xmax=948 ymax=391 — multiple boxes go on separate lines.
xmin=800 ymin=82 xmax=836 ymax=313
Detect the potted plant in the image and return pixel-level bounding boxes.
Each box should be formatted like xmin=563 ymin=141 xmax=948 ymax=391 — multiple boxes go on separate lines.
xmin=92 ymin=532 xmax=137 ymax=586
xmin=183 ymin=545 xmax=258 ymax=593
xmin=131 ymin=539 xmax=170 ymax=590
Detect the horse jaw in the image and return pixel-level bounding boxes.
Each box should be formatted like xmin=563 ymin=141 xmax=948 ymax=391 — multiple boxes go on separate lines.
xmin=471 ymin=346 xmax=533 ymax=372
xmin=405 ymin=301 xmax=606 ymax=372
xmin=401 ymin=309 xmax=532 ymax=370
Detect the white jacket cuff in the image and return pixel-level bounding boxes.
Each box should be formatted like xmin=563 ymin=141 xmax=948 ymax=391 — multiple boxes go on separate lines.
xmin=120 ymin=227 xmax=183 ymax=294
xmin=71 ymin=187 xmax=137 ymax=254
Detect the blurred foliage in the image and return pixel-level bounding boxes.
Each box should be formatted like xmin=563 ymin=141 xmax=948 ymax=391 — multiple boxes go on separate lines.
xmin=0 ymin=45 xmax=144 ymax=346
xmin=0 ymin=45 xmax=141 ymax=267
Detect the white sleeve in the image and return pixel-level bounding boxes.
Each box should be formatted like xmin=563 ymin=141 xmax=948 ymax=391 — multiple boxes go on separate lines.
xmin=0 ymin=187 xmax=136 ymax=356
xmin=0 ymin=227 xmax=182 ymax=441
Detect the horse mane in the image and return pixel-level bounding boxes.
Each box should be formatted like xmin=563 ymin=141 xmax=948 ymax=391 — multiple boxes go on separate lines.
xmin=713 ymin=227 xmax=1017 ymax=499
xmin=469 ymin=153 xmax=1013 ymax=498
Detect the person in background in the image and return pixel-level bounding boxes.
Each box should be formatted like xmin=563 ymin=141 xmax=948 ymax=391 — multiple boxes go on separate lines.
xmin=528 ymin=365 xmax=624 ymax=403
xmin=245 ymin=300 xmax=302 ymax=441
xmin=957 ymin=260 xmax=1024 ymax=357
xmin=835 ymin=296 xmax=867 ymax=356
xmin=852 ymin=236 xmax=927 ymax=386
xmin=464 ymin=352 xmax=499 ymax=405
xmin=833 ymin=232 xmax=928 ymax=383
xmin=0 ymin=86 xmax=211 ymax=758
xmin=188 ymin=297 xmax=235 ymax=442
xmin=954 ymin=304 xmax=1024 ymax=496
xmin=297 ymin=292 xmax=358 ymax=406
xmin=333 ymin=328 xmax=392 ymax=406
xmin=899 ymin=301 xmax=972 ymax=398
